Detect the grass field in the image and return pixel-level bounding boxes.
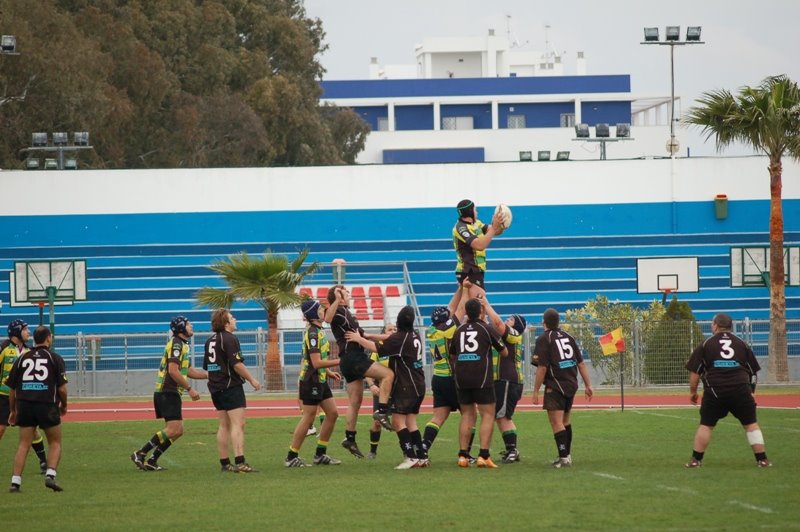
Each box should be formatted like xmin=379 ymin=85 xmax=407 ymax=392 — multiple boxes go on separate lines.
xmin=1 ymin=407 xmax=798 ymax=531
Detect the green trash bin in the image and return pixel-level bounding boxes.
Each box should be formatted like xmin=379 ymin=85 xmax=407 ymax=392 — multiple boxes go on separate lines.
xmin=714 ymin=194 xmax=728 ymax=220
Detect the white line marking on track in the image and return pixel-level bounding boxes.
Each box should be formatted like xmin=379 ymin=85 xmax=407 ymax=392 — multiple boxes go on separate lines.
xmin=592 ymin=472 xmax=625 ymax=481
xmin=727 ymin=500 xmax=774 ymax=514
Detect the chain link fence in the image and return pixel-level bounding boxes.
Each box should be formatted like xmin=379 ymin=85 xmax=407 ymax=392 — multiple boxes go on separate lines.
xmin=54 ymin=319 xmax=798 ymax=397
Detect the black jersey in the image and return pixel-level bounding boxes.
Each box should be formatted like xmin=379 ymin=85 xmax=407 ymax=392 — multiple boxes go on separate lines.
xmin=5 ymin=346 xmax=67 ymax=404
xmin=685 ymin=331 xmax=760 ymax=390
xmin=204 ymin=331 xmax=246 ymax=393
xmin=533 ymin=328 xmax=584 ymax=397
xmin=329 ymin=306 xmax=366 ymax=355
xmin=449 ymin=319 xmax=505 ymax=389
xmin=375 ymin=330 xmax=426 ymax=399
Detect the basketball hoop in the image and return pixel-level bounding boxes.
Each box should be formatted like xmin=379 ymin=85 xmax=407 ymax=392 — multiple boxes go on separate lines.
xmin=661 ymin=289 xmax=672 ymax=305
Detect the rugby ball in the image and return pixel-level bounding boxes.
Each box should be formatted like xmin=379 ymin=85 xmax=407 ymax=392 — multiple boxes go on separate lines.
xmin=495 ymin=204 xmax=513 ymax=230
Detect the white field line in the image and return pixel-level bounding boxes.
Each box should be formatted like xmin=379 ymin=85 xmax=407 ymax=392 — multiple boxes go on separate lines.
xmin=727 ymin=500 xmax=774 ymax=514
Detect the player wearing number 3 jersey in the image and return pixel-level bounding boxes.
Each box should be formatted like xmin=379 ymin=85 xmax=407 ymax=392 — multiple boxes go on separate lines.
xmin=684 ymin=313 xmax=770 ymax=468
xmin=532 ymin=308 xmax=593 ymax=469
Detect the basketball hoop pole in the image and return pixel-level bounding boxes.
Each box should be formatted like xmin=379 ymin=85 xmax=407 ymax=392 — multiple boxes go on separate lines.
xmin=38 ymin=302 xmax=45 ymax=326
xmin=46 ymin=286 xmax=57 ymax=335
xmin=661 ymin=289 xmax=672 ymax=305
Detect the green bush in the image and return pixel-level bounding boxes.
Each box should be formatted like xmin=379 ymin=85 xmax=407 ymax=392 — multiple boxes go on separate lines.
xmin=643 ymin=297 xmax=704 ymax=384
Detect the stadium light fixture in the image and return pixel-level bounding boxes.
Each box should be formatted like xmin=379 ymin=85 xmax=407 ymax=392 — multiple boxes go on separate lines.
xmin=0 ymin=35 xmax=16 ymax=54
xmin=556 ymin=151 xmax=570 ymax=161
xmin=665 ymin=26 xmax=680 ymax=41
xmin=73 ymin=131 xmax=90 ymax=146
xmin=575 ymin=123 xmax=590 ymax=138
xmin=64 ymin=158 xmax=78 ymax=170
xmin=686 ymin=26 xmax=702 ymax=41
xmin=616 ymin=123 xmax=631 ymax=138
xmin=519 ymin=151 xmax=532 ymax=162
xmin=52 ymin=132 xmax=68 ymax=146
xmin=537 ymin=150 xmax=551 ymax=161
xmin=43 ymin=158 xmax=58 ymax=170
xmin=24 ymin=158 xmax=40 ymax=170
xmin=643 ymin=28 xmax=659 ymax=42
xmin=595 ymin=123 xmax=610 ymax=138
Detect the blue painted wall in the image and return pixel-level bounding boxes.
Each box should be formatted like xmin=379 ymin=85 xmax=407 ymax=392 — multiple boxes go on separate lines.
xmin=581 ymin=101 xmax=633 ymax=127
xmin=499 ymin=102 xmax=575 ymax=128
xmin=395 ymin=104 xmax=434 ymax=130
xmin=383 ymin=147 xmax=485 ymax=164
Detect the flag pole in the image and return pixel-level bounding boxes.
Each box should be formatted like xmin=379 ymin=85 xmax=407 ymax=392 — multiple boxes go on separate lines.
xmin=620 ymin=350 xmax=625 ymax=412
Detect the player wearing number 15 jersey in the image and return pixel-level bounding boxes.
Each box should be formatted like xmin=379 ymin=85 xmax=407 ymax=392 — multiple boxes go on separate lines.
xmin=532 ymin=308 xmax=593 ymax=468
xmin=684 ymin=313 xmax=770 ymax=468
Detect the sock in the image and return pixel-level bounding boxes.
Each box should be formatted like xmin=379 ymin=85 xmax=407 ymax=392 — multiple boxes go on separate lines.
xmin=220 ymin=457 xmax=231 ymax=467
xmin=423 ymin=422 xmax=440 ymax=451
xmin=502 ymin=429 xmax=517 ymax=451
xmin=397 ymin=428 xmax=414 ymax=458
xmin=369 ymin=430 xmax=381 ymax=453
xmin=32 ymin=436 xmax=47 ymax=465
xmin=45 ymin=468 xmax=56 ymax=479
xmin=287 ymin=448 xmax=299 ymax=461
xmin=554 ymin=430 xmax=569 ymax=458
xmin=140 ymin=430 xmax=167 ymax=455
xmin=755 ymin=452 xmax=767 ymax=462
xmin=410 ymin=430 xmax=426 ymax=459
xmin=377 ymin=402 xmax=389 ymax=414
xmin=316 ymin=440 xmax=329 ymax=457
xmin=565 ymin=424 xmax=573 ymax=454
xmin=149 ymin=437 xmax=173 ymax=463
xmin=235 ymin=455 xmax=245 ymax=465
xmin=479 ymin=448 xmax=490 ymax=459
xmin=345 ymin=430 xmax=357 ymax=443
xmin=11 ymin=475 xmax=21 ymax=487
xmin=692 ymin=450 xmax=704 ymax=462
xmin=467 ymin=427 xmax=476 ymax=455
xmin=458 ymin=449 xmax=469 ymax=458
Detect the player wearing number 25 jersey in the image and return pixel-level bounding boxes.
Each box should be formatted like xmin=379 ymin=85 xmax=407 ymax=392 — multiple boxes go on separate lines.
xmin=684 ymin=313 xmax=769 ymax=468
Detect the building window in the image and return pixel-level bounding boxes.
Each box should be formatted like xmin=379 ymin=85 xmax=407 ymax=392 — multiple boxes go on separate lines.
xmin=507 ymin=115 xmax=526 ymax=129
xmin=377 ymin=117 xmax=389 ymax=131
xmin=560 ymin=113 xmax=575 ymax=127
xmin=442 ymin=116 xmax=474 ymax=130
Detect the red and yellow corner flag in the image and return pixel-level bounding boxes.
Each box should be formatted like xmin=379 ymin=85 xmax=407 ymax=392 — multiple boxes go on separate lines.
xmin=599 ymin=327 xmax=626 ymax=356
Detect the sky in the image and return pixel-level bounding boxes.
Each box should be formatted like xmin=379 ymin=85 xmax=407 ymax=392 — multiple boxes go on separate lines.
xmin=303 ymin=0 xmax=800 ymax=157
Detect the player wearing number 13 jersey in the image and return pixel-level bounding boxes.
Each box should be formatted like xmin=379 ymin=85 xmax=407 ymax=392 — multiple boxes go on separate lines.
xmin=532 ymin=308 xmax=593 ymax=468
xmin=683 ymin=313 xmax=770 ymax=468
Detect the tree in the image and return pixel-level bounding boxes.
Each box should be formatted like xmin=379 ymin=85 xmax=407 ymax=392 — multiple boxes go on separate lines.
xmin=196 ymin=249 xmax=318 ymax=391
xmin=643 ymin=297 xmax=704 ymax=385
xmin=685 ymin=75 xmax=800 ymax=382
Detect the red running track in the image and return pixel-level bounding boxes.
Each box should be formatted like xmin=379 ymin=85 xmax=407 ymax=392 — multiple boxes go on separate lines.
xmin=66 ymin=394 xmax=800 ymax=423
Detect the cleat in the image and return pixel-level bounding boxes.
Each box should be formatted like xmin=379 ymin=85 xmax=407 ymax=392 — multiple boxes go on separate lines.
xmin=284 ymin=457 xmax=309 ymax=468
xmin=236 ymin=463 xmax=258 ymax=473
xmin=416 ymin=458 xmax=431 ymax=468
xmin=476 ymin=456 xmax=499 ymax=469
xmin=552 ymin=456 xmax=572 ymax=469
xmin=130 ymin=452 xmax=147 ymax=471
xmin=9 ymin=484 xmax=20 ymax=493
xmin=395 ymin=457 xmax=419 ymax=470
xmin=757 ymin=459 xmax=772 ymax=468
xmin=341 ymin=439 xmax=365 ymax=459
xmin=372 ymin=411 xmax=395 ymax=432
xmin=45 ymin=477 xmax=63 ymax=492
xmin=466 ymin=454 xmax=478 ymax=465
xmin=143 ymin=461 xmax=165 ymax=471
xmin=685 ymin=458 xmax=702 ymax=469
xmin=313 ymin=454 xmax=342 ymax=465
xmin=221 ymin=463 xmax=238 ymax=473
xmin=305 ymin=425 xmax=317 ymax=437
xmin=39 ymin=462 xmax=48 ymax=475
xmin=501 ymin=449 xmax=521 ymax=464
xmin=366 ymin=452 xmax=377 ymax=460
xmin=457 ymin=456 xmax=470 ymax=468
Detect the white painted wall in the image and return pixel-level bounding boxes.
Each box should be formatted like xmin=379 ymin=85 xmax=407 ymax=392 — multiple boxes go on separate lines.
xmin=2 ymin=156 xmax=797 ymax=217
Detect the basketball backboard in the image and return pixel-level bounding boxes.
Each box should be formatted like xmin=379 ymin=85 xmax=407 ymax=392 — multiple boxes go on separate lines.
xmin=636 ymin=257 xmax=699 ymax=294
xmin=11 ymin=260 xmax=87 ymax=306
xmin=730 ymin=247 xmax=799 ymax=287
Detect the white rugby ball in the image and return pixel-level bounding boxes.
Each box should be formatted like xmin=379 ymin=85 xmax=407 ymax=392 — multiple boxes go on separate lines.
xmin=494 ymin=204 xmax=513 ymax=230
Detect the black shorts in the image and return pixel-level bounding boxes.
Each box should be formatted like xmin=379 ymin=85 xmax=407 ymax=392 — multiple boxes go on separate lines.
xmin=211 ymin=385 xmax=247 ymax=411
xmin=299 ymin=380 xmax=333 ymax=406
xmin=432 ymin=376 xmax=460 ymax=411
xmin=0 ymin=395 xmax=10 ymax=426
xmin=339 ymin=350 xmax=374 ymax=383
xmin=543 ymin=387 xmax=574 ymax=413
xmin=456 ymin=271 xmax=485 ymax=289
xmin=153 ymin=392 xmax=182 ymax=421
xmin=392 ymin=395 xmax=424 ymax=415
xmin=700 ymin=384 xmax=758 ymax=427
xmin=457 ymin=386 xmax=495 ymax=405
xmin=16 ymin=400 xmax=60 ymax=429
xmin=495 ymin=380 xmax=523 ymax=419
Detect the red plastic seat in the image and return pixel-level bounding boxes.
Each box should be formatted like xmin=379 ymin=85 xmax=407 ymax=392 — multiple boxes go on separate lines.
xmin=317 ymin=287 xmax=329 ymax=300
xmin=371 ymin=298 xmax=384 ymax=320
xmin=299 ymin=287 xmax=312 ymax=298
xmin=368 ymin=286 xmax=383 ymax=298
xmin=351 ymin=286 xmax=366 ymax=298
xmin=385 ymin=285 xmax=400 ymax=297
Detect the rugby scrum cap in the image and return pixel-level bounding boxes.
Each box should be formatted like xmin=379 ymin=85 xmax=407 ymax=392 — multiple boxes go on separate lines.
xmin=170 ymin=315 xmax=190 ymax=335
xmin=7 ymin=319 xmax=28 ymax=339
xmin=430 ymin=306 xmax=450 ymax=325
xmin=457 ymin=199 xmax=474 ymax=218
xmin=510 ymin=314 xmax=527 ymax=334
xmin=301 ymin=299 xmax=321 ymax=321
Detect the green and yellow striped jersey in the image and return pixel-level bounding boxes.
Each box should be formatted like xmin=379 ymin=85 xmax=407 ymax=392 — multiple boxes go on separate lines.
xmin=155 ymin=336 xmax=190 ymax=393
xmin=299 ymin=323 xmax=331 ymax=384
xmin=453 ymin=218 xmax=488 ymax=273
xmin=427 ymin=317 xmax=459 ymax=377
xmin=0 ymin=340 xmax=27 ymax=396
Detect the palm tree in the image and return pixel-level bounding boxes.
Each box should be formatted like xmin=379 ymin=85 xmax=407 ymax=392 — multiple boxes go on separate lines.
xmin=685 ymin=75 xmax=800 ymax=382
xmin=196 ymin=249 xmax=318 ymax=390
